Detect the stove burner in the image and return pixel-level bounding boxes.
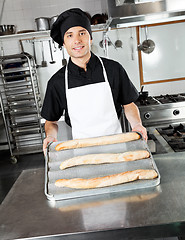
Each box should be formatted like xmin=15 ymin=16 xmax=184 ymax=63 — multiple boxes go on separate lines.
xmin=137 ymin=96 xmax=160 ymax=106
xmin=157 ymin=123 xmax=185 ymax=152
xmin=153 ymin=94 xmax=185 ymax=104
xmin=136 ymin=93 xmax=185 ymax=106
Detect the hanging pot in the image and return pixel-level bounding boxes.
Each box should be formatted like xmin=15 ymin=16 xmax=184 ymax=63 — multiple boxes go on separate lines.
xmin=35 ymin=17 xmax=50 ymax=31
xmin=49 ymin=16 xmax=58 ymax=29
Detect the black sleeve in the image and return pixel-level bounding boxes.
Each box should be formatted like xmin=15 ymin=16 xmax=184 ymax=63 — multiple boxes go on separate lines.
xmin=118 ymin=63 xmax=139 ymax=105
xmin=41 ymin=78 xmax=65 ymax=121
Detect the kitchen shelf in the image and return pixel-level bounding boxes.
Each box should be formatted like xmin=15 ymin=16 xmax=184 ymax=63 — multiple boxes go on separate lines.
xmin=0 ymin=52 xmax=44 ymax=163
xmin=0 ymin=30 xmax=50 ymax=40
xmin=0 ymin=24 xmax=108 ymax=41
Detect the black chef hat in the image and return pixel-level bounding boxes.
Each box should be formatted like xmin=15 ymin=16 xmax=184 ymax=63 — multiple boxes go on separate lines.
xmin=50 ymin=8 xmax=92 ymax=45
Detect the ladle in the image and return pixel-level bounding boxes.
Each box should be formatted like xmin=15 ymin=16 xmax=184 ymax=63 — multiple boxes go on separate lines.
xmin=61 ymin=46 xmax=67 ymax=66
xmin=138 ymin=26 xmax=155 ymax=54
xmin=48 ymin=40 xmax=56 ymax=64
xmin=41 ymin=41 xmax=47 ymax=67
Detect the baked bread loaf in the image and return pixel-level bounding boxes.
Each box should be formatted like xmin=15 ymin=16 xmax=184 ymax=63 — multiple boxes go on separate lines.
xmin=60 ymin=150 xmax=150 ymax=170
xmin=55 ymin=132 xmax=140 ymax=151
xmin=55 ymin=169 xmax=158 ymax=189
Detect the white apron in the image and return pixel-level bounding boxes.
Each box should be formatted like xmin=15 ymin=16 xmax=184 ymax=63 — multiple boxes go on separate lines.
xmin=65 ymin=56 xmax=122 ymax=139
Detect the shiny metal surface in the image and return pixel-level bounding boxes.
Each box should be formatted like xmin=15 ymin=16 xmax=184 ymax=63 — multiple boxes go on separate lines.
xmin=46 ymin=136 xmax=160 ymax=200
xmin=138 ymin=102 xmax=185 ymax=127
xmin=1 ymin=152 xmax=185 ymax=240
xmin=107 ymin=0 xmax=185 ymax=27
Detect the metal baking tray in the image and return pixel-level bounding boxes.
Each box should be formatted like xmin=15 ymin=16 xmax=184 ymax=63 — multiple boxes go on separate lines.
xmin=45 ymin=133 xmax=160 ymax=201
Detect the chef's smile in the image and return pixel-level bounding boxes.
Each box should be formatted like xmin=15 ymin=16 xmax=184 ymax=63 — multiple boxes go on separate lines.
xmin=73 ymin=46 xmax=84 ymax=51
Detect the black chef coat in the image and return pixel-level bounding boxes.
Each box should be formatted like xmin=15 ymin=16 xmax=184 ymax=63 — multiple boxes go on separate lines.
xmin=41 ymin=52 xmax=139 ymax=126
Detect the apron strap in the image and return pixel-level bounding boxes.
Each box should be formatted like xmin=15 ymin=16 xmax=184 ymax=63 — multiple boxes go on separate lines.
xmin=65 ymin=56 xmax=109 ymax=89
xmin=96 ymin=56 xmax=109 ymax=83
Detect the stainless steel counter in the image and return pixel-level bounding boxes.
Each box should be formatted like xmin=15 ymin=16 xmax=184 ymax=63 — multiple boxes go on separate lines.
xmin=0 ymin=152 xmax=185 ymax=240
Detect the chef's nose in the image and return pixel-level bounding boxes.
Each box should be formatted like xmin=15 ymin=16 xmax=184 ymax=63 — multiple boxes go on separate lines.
xmin=74 ymin=34 xmax=81 ymax=43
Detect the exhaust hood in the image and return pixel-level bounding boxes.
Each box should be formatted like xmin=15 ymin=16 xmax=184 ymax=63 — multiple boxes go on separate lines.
xmin=107 ymin=0 xmax=185 ymax=28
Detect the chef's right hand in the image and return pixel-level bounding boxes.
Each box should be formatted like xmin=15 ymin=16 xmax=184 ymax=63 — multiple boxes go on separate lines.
xmin=43 ymin=136 xmax=58 ymax=156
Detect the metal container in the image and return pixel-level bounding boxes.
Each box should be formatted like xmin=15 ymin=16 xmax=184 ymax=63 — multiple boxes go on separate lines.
xmin=45 ymin=133 xmax=160 ymax=201
xmin=0 ymin=25 xmax=16 ymax=35
xmin=35 ymin=17 xmax=50 ymax=31
xmin=49 ymin=15 xmax=58 ymax=29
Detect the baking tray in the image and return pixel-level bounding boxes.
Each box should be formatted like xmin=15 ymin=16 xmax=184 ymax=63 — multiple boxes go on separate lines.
xmin=45 ymin=133 xmax=160 ymax=201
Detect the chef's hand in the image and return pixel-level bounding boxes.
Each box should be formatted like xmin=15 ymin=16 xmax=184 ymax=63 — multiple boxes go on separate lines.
xmin=43 ymin=136 xmax=58 ymax=156
xmin=132 ymin=123 xmax=148 ymax=142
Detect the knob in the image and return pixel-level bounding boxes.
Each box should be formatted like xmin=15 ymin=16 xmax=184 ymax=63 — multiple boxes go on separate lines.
xmin=173 ymin=109 xmax=180 ymax=116
xmin=144 ymin=112 xmax=151 ymax=119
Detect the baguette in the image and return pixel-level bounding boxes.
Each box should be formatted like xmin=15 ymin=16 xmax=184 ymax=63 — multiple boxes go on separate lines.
xmin=55 ymin=132 xmax=140 ymax=151
xmin=60 ymin=150 xmax=150 ymax=170
xmin=55 ymin=169 xmax=158 ymax=189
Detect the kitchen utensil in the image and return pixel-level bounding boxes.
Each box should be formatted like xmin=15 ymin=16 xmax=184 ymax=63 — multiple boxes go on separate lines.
xmin=49 ymin=15 xmax=58 ymax=29
xmin=48 ymin=40 xmax=56 ymax=64
xmin=61 ymin=46 xmax=67 ymax=66
xmin=138 ymin=26 xmax=155 ymax=54
xmin=99 ymin=39 xmax=111 ymax=48
xmin=1 ymin=43 xmax=4 ymax=56
xmin=99 ymin=31 xmax=117 ymax=57
xmin=115 ymin=29 xmax=122 ymax=48
xmin=41 ymin=41 xmax=47 ymax=67
xmin=130 ymin=27 xmax=134 ymax=60
xmin=32 ymin=40 xmax=39 ymax=67
xmin=35 ymin=17 xmax=49 ymax=31
xmin=115 ymin=40 xmax=122 ymax=48
xmin=0 ymin=25 xmax=16 ymax=35
xmin=53 ymin=40 xmax=57 ymax=52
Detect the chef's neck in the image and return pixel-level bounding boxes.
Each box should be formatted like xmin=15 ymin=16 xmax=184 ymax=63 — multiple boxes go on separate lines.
xmin=71 ymin=52 xmax=91 ymax=71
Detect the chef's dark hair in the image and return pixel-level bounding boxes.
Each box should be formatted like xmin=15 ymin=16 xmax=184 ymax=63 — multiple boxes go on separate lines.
xmin=51 ymin=8 xmax=92 ymax=45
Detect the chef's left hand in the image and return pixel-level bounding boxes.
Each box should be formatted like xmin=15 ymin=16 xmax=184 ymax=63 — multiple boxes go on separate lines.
xmin=132 ymin=123 xmax=148 ymax=142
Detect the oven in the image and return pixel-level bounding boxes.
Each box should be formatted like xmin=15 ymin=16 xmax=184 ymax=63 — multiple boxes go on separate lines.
xmin=135 ymin=93 xmax=185 ymax=154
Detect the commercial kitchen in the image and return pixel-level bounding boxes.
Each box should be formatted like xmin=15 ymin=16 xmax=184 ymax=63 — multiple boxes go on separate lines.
xmin=0 ymin=0 xmax=185 ymax=240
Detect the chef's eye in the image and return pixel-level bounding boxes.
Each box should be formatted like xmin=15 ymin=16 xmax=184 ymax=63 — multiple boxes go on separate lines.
xmin=80 ymin=32 xmax=85 ymax=36
xmin=67 ymin=34 xmax=72 ymax=38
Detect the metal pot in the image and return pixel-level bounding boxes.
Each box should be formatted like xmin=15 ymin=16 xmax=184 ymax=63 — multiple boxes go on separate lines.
xmin=49 ymin=16 xmax=58 ymax=29
xmin=35 ymin=17 xmax=50 ymax=31
xmin=0 ymin=25 xmax=16 ymax=35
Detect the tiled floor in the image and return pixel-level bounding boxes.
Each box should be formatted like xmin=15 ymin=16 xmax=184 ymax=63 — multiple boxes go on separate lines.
xmin=0 ymin=150 xmax=44 ymax=204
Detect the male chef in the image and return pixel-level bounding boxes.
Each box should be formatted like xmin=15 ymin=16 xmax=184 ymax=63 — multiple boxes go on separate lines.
xmin=41 ymin=8 xmax=147 ymax=153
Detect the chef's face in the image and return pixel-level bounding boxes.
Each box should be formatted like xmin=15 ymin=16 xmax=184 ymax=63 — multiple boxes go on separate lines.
xmin=63 ymin=26 xmax=92 ymax=61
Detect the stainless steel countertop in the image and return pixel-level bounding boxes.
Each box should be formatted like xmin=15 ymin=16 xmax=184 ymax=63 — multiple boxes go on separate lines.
xmin=0 ymin=152 xmax=185 ymax=240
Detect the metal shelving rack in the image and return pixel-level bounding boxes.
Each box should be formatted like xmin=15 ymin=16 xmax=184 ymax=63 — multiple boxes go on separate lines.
xmin=0 ymin=52 xmax=44 ymax=163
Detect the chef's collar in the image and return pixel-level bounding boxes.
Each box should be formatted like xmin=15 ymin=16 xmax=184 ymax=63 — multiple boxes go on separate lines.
xmin=68 ymin=52 xmax=97 ymax=73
